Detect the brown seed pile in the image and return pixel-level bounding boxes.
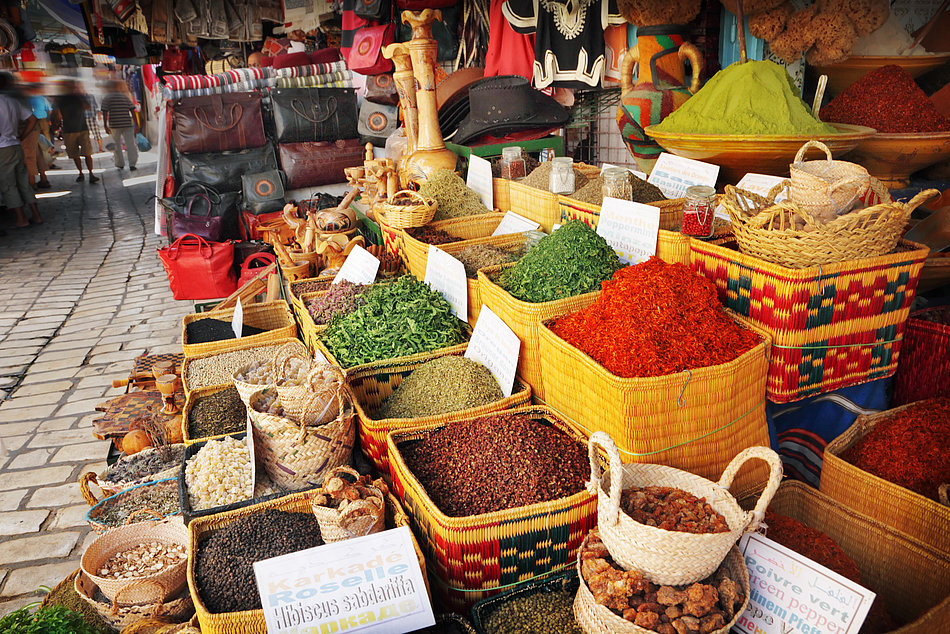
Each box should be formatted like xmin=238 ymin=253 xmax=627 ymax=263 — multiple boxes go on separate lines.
xmin=400 ymin=413 xmax=588 ymax=516
xmin=572 ymin=173 xmax=665 ymax=205
xmin=405 ymin=226 xmax=459 ymax=245
xmin=99 ymin=541 xmax=186 ymax=579
xmin=456 ymin=244 xmax=523 ymax=279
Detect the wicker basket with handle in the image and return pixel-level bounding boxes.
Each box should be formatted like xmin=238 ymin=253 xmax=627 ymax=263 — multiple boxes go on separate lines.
xmin=788 ymin=140 xmax=870 ymax=223
xmin=308 ymin=466 xmax=386 ymax=542
xmin=374 ymin=189 xmax=438 ymax=229
xmin=232 ymin=340 xmax=312 ymax=407
xmin=74 ymin=571 xmax=194 ymax=630
xmin=274 ymin=362 xmax=346 ymax=426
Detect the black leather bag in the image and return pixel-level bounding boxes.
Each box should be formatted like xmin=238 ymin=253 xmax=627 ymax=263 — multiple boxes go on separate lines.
xmin=270 ymin=88 xmax=359 ymax=143
xmin=175 ymin=141 xmax=278 ymax=193
xmin=241 ymin=170 xmax=286 ymax=215
xmin=354 ymin=0 xmax=389 ymax=20
xmin=160 ymin=181 xmax=241 ymax=241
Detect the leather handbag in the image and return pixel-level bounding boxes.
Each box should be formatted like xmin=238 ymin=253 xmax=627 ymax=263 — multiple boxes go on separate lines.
xmin=240 ymin=209 xmax=286 ymax=241
xmin=354 ymin=0 xmax=389 ymax=20
xmin=237 ymin=252 xmax=278 ymax=287
xmin=157 ymin=233 xmax=237 ymax=300
xmin=162 ymin=47 xmax=188 ymax=73
xmin=176 ymin=141 xmax=278 ymax=193
xmin=171 ymin=192 xmax=226 ymax=241
xmin=396 ymin=3 xmax=458 ymax=61
xmin=358 ymin=100 xmax=398 ymax=145
xmin=365 ymin=73 xmax=398 ymax=106
xmin=396 ymin=0 xmax=456 ymax=7
xmin=241 ymin=170 xmax=285 ymax=215
xmin=160 ymin=181 xmax=241 ymax=240
xmin=270 ymin=88 xmax=359 ymax=144
xmin=278 ymin=139 xmax=364 ymax=189
xmin=171 ymin=92 xmax=266 ymax=154
xmin=347 ymin=23 xmax=394 ymax=75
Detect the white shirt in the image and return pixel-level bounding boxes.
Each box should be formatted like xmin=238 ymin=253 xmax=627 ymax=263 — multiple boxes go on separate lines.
xmin=0 ymin=94 xmax=32 ymax=149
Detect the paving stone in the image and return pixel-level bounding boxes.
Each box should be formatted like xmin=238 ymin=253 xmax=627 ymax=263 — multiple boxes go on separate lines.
xmin=6 ymin=449 xmax=54 ymax=470
xmin=0 ymin=510 xmax=50 ymax=537
xmin=0 ymin=422 xmax=42 ymax=436
xmin=0 ymin=490 xmax=26 ymax=509
xmin=87 ymin=350 xmax=145 ymax=366
xmin=53 ymin=398 xmax=105 ymax=417
xmin=0 ymin=595 xmax=43 ymax=616
xmin=47 ymin=505 xmax=91 ymax=530
xmin=22 ymin=359 xmax=75 ymax=374
xmin=51 ymin=441 xmax=110 ymax=464
xmin=0 ymin=404 xmax=59 ymax=422
xmin=21 ymin=369 xmax=78 ymax=384
xmin=33 ymin=349 xmax=89 ymax=365
xmin=35 ymin=417 xmax=78 ymax=432
xmin=0 ymin=436 xmax=29 ymax=453
xmin=0 ymin=466 xmax=74 ymax=492
xmin=26 ymin=482 xmax=82 ymax=508
xmin=28 ymin=429 xmax=95 ymax=448
xmin=0 ymin=561 xmax=80 ymax=597
xmin=11 ymin=380 xmax=75 ymax=398
xmin=0 ymin=532 xmax=82 ymax=565
xmin=1 ymin=394 xmax=64 ymax=410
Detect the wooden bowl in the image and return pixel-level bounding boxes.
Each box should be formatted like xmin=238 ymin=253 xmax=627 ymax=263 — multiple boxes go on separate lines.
xmin=813 ymin=54 xmax=950 ymax=97
xmin=643 ymin=123 xmax=876 ymax=184
xmin=847 ymin=131 xmax=950 ymax=188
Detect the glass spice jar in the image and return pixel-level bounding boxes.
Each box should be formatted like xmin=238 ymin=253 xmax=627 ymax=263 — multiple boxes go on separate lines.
xmin=499 ymin=146 xmax=526 ymax=181
xmin=602 ymin=167 xmax=631 ymax=201
xmin=523 ymin=229 xmax=547 ymax=251
xmin=548 ymin=157 xmax=576 ymax=195
xmin=681 ymin=185 xmax=717 ymax=238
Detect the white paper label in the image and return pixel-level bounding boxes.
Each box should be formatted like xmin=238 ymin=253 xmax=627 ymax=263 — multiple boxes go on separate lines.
xmin=467 ymin=154 xmax=494 ymax=210
xmin=245 ymin=416 xmax=256 ymax=494
xmin=647 ymin=152 xmax=720 ymax=199
xmin=601 ymin=162 xmax=648 ymax=181
xmin=333 ymin=245 xmax=380 ymax=285
xmin=464 ymin=306 xmax=520 ymax=397
xmin=492 ymin=211 xmax=540 ymax=236
xmin=231 ymin=297 xmax=243 ymax=339
xmin=735 ymin=533 xmax=875 ymax=634
xmin=424 ymin=246 xmax=468 ymax=321
xmin=596 ymin=197 xmax=661 ymax=265
xmin=716 ymin=173 xmax=788 ymax=221
xmin=254 ymin=526 xmax=435 ymax=634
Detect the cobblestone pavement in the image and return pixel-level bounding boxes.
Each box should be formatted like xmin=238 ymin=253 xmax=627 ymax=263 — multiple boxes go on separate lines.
xmin=0 ymin=152 xmax=193 ymax=615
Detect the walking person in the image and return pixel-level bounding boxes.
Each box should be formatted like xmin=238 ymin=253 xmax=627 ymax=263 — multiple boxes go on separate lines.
xmin=22 ymin=83 xmax=50 ymax=189
xmin=0 ymin=72 xmax=44 ymax=230
xmin=51 ymin=79 xmax=99 ymax=183
xmin=100 ymin=79 xmax=137 ymax=171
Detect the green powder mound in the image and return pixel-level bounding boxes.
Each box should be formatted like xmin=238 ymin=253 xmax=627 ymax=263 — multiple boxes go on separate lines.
xmin=419 ymin=169 xmax=493 ymax=220
xmin=653 ymin=60 xmax=839 ymax=136
xmin=377 ymin=355 xmax=503 ymax=419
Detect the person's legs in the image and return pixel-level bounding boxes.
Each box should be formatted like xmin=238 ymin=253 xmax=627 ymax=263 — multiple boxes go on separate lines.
xmin=21 ymin=128 xmax=40 ymax=186
xmin=0 ymin=145 xmax=31 ymax=226
xmin=110 ymin=129 xmax=124 ymax=168
xmin=64 ymin=132 xmax=83 ymax=179
xmin=77 ymin=132 xmax=98 ymax=183
xmin=121 ymin=127 xmax=138 ymax=169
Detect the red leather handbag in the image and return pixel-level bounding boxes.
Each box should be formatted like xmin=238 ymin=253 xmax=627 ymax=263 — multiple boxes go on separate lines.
xmin=347 ymin=23 xmax=394 ymax=75
xmin=237 ymin=252 xmax=278 ymax=288
xmin=162 ymin=48 xmax=189 ymax=74
xmin=171 ymin=93 xmax=266 ymax=154
xmin=157 ymin=234 xmax=236 ymax=300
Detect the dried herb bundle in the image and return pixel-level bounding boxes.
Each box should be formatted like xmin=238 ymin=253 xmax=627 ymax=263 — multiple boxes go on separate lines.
xmin=419 ymin=169 xmax=492 ymax=220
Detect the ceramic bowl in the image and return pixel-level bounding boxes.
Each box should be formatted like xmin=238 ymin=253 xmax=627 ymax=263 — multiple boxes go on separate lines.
xmin=847 ymin=131 xmax=950 ymax=188
xmin=813 ymin=53 xmax=950 ymax=97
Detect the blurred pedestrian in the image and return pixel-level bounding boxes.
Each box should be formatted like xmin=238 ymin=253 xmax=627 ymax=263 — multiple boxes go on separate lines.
xmin=0 ymin=72 xmax=43 ymax=229
xmin=100 ymin=79 xmax=137 ymax=171
xmin=22 ymin=83 xmax=50 ymax=189
xmin=51 ymin=79 xmax=99 ymax=183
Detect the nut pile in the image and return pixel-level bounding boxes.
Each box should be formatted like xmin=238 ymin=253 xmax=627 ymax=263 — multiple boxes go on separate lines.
xmin=98 ymin=541 xmax=186 ymax=579
xmin=483 ymin=581 xmax=583 ymax=633
xmin=377 ymin=356 xmax=503 ymax=419
xmin=186 ymin=342 xmax=299 ymax=389
xmin=312 ymin=468 xmax=386 ymax=537
xmin=620 ymin=486 xmax=730 ymax=534
xmin=188 ymin=386 xmax=246 ymax=440
xmin=253 ymin=390 xmax=284 ymax=416
xmin=184 ymin=436 xmax=252 ymax=511
xmin=400 ymin=413 xmax=588 ymax=516
xmin=93 ymin=480 xmax=180 ymax=528
xmin=102 ymin=445 xmax=185 ymax=484
xmin=582 ymin=531 xmax=744 ymax=633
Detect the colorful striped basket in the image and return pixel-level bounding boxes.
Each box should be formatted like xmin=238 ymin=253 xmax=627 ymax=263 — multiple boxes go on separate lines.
xmin=537 ymin=311 xmax=773 ymax=499
xmin=386 ymin=405 xmax=597 ymax=612
xmin=690 ymin=238 xmax=930 ymax=403
xmin=346 ymin=346 xmax=532 ymax=474
xmin=181 ymin=301 xmax=297 ymax=358
xmin=376 ymin=208 xmax=405 ymax=258
xmin=294 ymin=290 xmax=329 ymax=354
xmin=891 ymin=307 xmax=950 ymax=406
xmin=820 ymin=401 xmax=950 ymax=554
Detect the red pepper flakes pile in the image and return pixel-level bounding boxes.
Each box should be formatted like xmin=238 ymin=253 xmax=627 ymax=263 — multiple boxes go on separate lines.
xmin=549 ymin=257 xmax=760 ymax=378
xmin=841 ymin=398 xmax=950 ymax=502
xmin=820 ymin=65 xmax=950 ymax=133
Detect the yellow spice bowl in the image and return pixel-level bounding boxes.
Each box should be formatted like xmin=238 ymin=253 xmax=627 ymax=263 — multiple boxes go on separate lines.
xmin=847 ymin=130 xmax=950 ymax=188
xmin=644 ymin=123 xmax=876 ymax=185
xmin=813 ymin=53 xmax=950 ymax=97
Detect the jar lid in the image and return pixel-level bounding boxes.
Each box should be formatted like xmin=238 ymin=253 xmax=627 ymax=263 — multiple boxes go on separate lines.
xmin=686 ymin=185 xmax=716 ymax=197
xmin=603 ymin=167 xmax=628 ymax=178
xmin=551 ymin=156 xmax=574 ymax=166
xmin=501 ymin=146 xmax=522 ymax=160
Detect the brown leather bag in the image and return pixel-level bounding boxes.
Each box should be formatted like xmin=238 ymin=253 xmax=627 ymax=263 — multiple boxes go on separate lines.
xmin=278 ymin=139 xmax=365 ymax=189
xmin=171 ymin=92 xmax=266 ymax=154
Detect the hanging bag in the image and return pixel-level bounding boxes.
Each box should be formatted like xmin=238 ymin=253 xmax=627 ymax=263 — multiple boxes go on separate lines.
xmin=347 ymin=23 xmax=395 ymax=75
xmin=354 ymin=0 xmax=390 ymax=20
xmin=270 ymin=87 xmax=359 ymax=143
xmin=241 ymin=170 xmax=286 ymax=215
xmin=157 ymin=233 xmax=236 ymax=300
xmin=171 ymin=92 xmax=266 ymax=154
xmin=171 ymin=192 xmax=226 ymax=242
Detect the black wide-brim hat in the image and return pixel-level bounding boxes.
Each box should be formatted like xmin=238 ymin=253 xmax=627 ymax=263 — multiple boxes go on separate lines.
xmin=453 ymin=75 xmax=570 ymax=145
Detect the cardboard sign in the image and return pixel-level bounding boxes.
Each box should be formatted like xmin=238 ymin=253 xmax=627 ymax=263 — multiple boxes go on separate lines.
xmin=424 ymin=246 xmax=468 ymax=321
xmin=231 ymin=297 xmax=244 ymax=339
xmin=716 ymin=173 xmax=788 ymax=221
xmin=647 ymin=152 xmax=720 ymax=199
xmin=333 ymin=245 xmax=380 ymax=286
xmin=467 ymin=154 xmax=494 ymax=210
xmin=254 ymin=526 xmax=435 ymax=634
xmin=601 ymin=162 xmax=648 ymax=181
xmin=596 ymin=197 xmax=661 ymax=265
xmin=464 ymin=306 xmax=520 ymax=397
xmin=492 ymin=211 xmax=540 ymax=236
xmin=736 ymin=533 xmax=875 ymax=634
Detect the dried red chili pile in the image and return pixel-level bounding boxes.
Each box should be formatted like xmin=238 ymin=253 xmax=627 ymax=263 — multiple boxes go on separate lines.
xmin=621 ymin=486 xmax=730 ymax=534
xmin=549 ymin=257 xmax=760 ymax=378
xmin=840 ymin=398 xmax=950 ymax=502
xmin=820 ymin=65 xmax=950 ymax=133
xmin=405 ymin=226 xmax=459 ymax=245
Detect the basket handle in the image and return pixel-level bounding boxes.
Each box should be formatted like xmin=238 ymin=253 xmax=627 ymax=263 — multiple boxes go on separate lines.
xmin=339 ymin=498 xmax=384 ymax=537
xmin=794 ymin=140 xmax=832 ymax=164
xmin=717 ymin=446 xmax=783 ymax=533
xmin=123 ymin=507 xmax=166 ymax=526
xmin=110 ymin=578 xmax=167 ymax=616
xmin=939 ymin=484 xmax=949 ymax=507
xmin=275 ymin=344 xmax=312 ymax=385
xmin=586 ymin=431 xmax=624 ymax=525
xmin=391 ymin=189 xmax=432 ymax=208
xmin=80 ymin=472 xmax=102 ymax=506
xmin=902 ymin=188 xmax=940 ymax=215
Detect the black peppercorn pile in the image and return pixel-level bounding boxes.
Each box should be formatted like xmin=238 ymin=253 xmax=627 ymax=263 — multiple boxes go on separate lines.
xmin=186 ymin=318 xmax=267 ymax=344
xmin=195 ymin=510 xmax=324 ymax=613
xmin=400 ymin=413 xmax=588 ymax=517
xmin=188 ymin=386 xmax=247 ymax=439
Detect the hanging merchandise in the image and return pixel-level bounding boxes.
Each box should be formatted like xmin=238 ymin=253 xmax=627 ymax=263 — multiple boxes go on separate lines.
xmin=396 ymin=4 xmax=459 ymax=62
xmin=355 ymin=0 xmax=391 ymax=21
xmin=340 ymin=0 xmax=379 ymax=62
xmin=157 ymin=234 xmax=237 ymax=300
xmin=241 ymin=171 xmax=286 ymax=215
xmin=269 ymin=87 xmax=360 ymax=144
xmin=161 ymin=47 xmax=189 ymax=73
xmin=107 ymin=0 xmax=136 ymax=22
xmin=278 ymin=139 xmax=365 ymax=189
xmin=358 ymin=100 xmax=399 ymax=146
xmin=176 ymin=142 xmax=279 ymax=193
xmin=171 ymin=93 xmax=266 ymax=154
xmin=347 ymin=23 xmax=395 ymax=74
xmin=365 ymin=73 xmax=399 ymax=106
xmin=397 ymin=0 xmax=458 ymax=7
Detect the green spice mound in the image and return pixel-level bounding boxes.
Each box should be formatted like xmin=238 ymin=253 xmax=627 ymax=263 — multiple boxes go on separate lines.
xmin=319 ymin=275 xmax=468 ymax=368
xmin=457 ymin=244 xmax=522 ymax=278
xmin=377 ymin=355 xmax=503 ymax=419
xmin=0 ymin=605 xmax=107 ymax=634
xmin=653 ymin=60 xmax=839 ymax=136
xmin=419 ymin=169 xmax=492 ymax=220
xmin=497 ymin=220 xmax=621 ymax=303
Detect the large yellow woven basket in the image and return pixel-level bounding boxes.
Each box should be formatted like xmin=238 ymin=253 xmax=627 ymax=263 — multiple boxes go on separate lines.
xmin=492 ymin=177 xmax=511 ymax=212
xmin=820 ymin=401 xmax=950 ymax=554
xmin=507 ymin=180 xmax=561 ymax=232
xmin=181 ymin=302 xmax=296 ymax=358
xmin=537 ymin=310 xmax=772 ymax=499
xmin=346 ymin=346 xmax=532 ymax=474
xmin=286 ymin=276 xmax=334 ymax=331
xmin=740 ymin=481 xmax=950 ymax=633
xmin=187 ymin=488 xmax=429 ymax=634
xmin=399 ymin=212 xmax=506 ymax=273
xmin=477 ymin=263 xmax=601 ymax=401
xmin=294 ymin=290 xmax=330 ymax=354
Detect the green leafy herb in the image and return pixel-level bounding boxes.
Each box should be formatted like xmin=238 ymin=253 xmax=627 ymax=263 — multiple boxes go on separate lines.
xmin=0 ymin=605 xmax=107 ymax=634
xmin=497 ymin=220 xmax=621 ymax=303
xmin=418 ymin=169 xmax=491 ymax=220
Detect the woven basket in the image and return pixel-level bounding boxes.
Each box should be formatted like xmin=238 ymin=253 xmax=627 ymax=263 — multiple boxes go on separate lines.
xmin=477 ymin=263 xmax=601 ymax=401
xmin=80 ymin=517 xmax=189 ymax=604
xmin=788 ymin=140 xmax=870 ymax=223
xmin=275 ymin=363 xmax=346 ymax=426
xmin=723 ymin=179 xmax=937 ymax=268
xmin=376 ymin=208 xmax=405 ymax=258
xmin=180 ymin=338 xmax=305 ymax=395
xmin=295 ymin=290 xmax=329 ymax=353
xmin=346 ymin=346 xmax=532 ymax=474
xmin=287 ymin=276 xmax=334 ymax=324
xmin=75 ymin=572 xmax=194 ymax=630
xmin=508 ymin=180 xmax=561 ymax=231
xmin=181 ymin=384 xmax=246 ymax=445
xmin=537 ymin=311 xmax=772 ymax=497
xmin=493 ymin=177 xmax=511 ymax=212
xmin=248 ymin=388 xmax=355 ymax=490
xmin=573 ymin=539 xmax=750 ymax=634
xmin=740 ymin=481 xmax=950 ymax=633
xmin=39 ymin=569 xmax=112 ymax=632
xmin=471 ymin=569 xmax=579 ymax=633
xmin=181 ymin=301 xmax=296 ymax=358
xmin=588 ymin=432 xmax=782 ymax=585
xmin=892 ymin=307 xmax=950 ymax=406
xmin=386 ymin=405 xmax=597 ymax=612
xmin=187 ymin=488 xmax=429 ymax=634
xmin=820 ymin=401 xmax=950 ymax=553
xmin=399 ymin=211 xmax=506 ymax=271
xmin=86 ymin=478 xmax=181 ymax=533
xmin=314 ymin=326 xmax=471 ymax=376
xmin=97 ymin=445 xmax=186 ymax=496
xmin=231 ymin=341 xmax=313 ymax=407
xmin=374 ymin=189 xmax=438 ymax=229
xmin=308 ymin=467 xmax=386 ymax=542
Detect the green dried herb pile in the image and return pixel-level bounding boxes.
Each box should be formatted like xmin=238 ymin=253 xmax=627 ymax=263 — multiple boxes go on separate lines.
xmin=457 ymin=244 xmax=522 ymax=278
xmin=377 ymin=355 xmax=503 ymax=419
xmin=419 ymin=169 xmax=492 ymax=220
xmin=484 ymin=583 xmax=583 ymax=634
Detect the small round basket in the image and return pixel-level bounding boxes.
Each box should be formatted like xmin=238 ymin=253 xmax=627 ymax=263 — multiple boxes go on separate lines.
xmin=276 ymin=363 xmax=346 ymax=426
xmin=587 ymin=432 xmax=782 ymax=586
xmin=309 ymin=467 xmax=386 ymax=542
xmin=789 ymin=140 xmax=870 ymax=223
xmin=80 ymin=517 xmax=188 ymax=604
xmin=374 ymin=190 xmax=437 ymax=229
xmin=74 ymin=571 xmax=194 ymax=630
xmin=85 ymin=479 xmax=180 ymax=534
